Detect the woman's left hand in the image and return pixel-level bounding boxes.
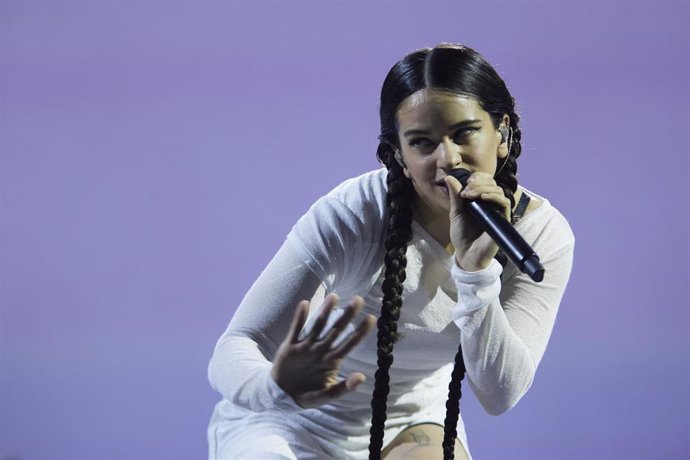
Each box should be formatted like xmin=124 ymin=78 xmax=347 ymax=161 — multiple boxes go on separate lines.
xmin=444 ymin=172 xmax=511 ymax=272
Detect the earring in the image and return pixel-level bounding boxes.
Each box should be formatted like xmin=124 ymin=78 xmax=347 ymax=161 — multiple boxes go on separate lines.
xmin=499 ymin=125 xmax=513 ymax=153
xmin=495 ymin=125 xmax=513 ymax=177
xmin=393 ymin=149 xmax=406 ymax=168
xmin=499 ymin=126 xmax=508 ymax=143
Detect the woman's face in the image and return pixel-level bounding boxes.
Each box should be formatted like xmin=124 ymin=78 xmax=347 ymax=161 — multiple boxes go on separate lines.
xmin=395 ymin=89 xmax=509 ymax=220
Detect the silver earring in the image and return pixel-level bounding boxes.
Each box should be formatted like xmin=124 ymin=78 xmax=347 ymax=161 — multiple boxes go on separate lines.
xmin=495 ymin=126 xmax=513 ymax=177
xmin=393 ymin=149 xmax=406 ymax=168
xmin=499 ymin=126 xmax=513 ymax=153
xmin=498 ymin=125 xmax=513 ymax=146
xmin=499 ymin=126 xmax=508 ymax=142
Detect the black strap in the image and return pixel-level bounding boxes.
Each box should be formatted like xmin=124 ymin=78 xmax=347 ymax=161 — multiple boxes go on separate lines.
xmin=512 ymin=191 xmax=531 ymax=224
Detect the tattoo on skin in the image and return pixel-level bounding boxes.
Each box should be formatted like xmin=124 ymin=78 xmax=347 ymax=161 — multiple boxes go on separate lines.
xmin=411 ymin=432 xmax=431 ymax=446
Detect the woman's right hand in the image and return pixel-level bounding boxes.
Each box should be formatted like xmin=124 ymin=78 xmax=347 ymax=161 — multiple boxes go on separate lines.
xmin=270 ymin=293 xmax=376 ymax=409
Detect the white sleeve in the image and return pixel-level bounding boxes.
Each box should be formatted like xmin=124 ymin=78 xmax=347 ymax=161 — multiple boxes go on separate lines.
xmin=451 ymin=210 xmax=575 ymax=415
xmin=207 ymin=239 xmax=326 ymax=413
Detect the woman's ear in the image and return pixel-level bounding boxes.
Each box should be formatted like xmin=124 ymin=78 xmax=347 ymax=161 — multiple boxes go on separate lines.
xmin=394 ymin=149 xmax=410 ymax=178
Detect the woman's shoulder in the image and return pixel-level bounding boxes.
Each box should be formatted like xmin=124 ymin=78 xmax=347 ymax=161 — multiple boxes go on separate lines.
xmin=516 ymin=186 xmax=574 ymax=245
xmin=287 ymin=169 xmax=388 ymax=289
xmin=312 ymin=168 xmax=388 ymax=224
xmin=325 ymin=168 xmax=388 ymax=206
xmin=292 ymin=168 xmax=388 ymax=237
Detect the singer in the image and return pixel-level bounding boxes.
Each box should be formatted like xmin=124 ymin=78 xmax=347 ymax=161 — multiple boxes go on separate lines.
xmin=207 ymin=44 xmax=574 ymax=459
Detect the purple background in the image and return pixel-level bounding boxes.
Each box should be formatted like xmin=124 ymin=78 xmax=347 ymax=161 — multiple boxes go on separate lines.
xmin=1 ymin=1 xmax=688 ymax=459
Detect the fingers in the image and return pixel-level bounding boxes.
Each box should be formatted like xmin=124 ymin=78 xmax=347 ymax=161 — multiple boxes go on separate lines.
xmin=457 ymin=172 xmax=511 ymax=220
xmin=305 ymin=295 xmax=375 ymax=364
xmin=444 ymin=175 xmax=464 ymax=218
xmin=305 ymin=293 xmax=339 ymax=341
xmin=326 ymin=310 xmax=376 ymax=361
xmin=318 ymin=296 xmax=365 ymax=348
xmin=287 ymin=300 xmax=310 ymax=343
xmin=446 ymin=173 xmax=507 ymax=217
xmin=344 ymin=372 xmax=366 ymax=392
xmin=458 ymin=172 xmax=497 ymax=198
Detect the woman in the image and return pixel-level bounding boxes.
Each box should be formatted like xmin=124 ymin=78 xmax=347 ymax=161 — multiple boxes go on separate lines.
xmin=207 ymin=43 xmax=575 ymax=459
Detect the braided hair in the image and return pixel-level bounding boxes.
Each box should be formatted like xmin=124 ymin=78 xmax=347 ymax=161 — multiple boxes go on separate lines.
xmin=368 ymin=44 xmax=524 ymax=460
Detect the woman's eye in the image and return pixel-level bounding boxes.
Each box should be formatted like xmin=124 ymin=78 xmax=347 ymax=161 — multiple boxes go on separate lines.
xmin=453 ymin=128 xmax=478 ymax=142
xmin=409 ymin=138 xmax=434 ymax=148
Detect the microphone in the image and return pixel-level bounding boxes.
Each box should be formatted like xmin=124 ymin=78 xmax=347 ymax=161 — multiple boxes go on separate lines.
xmin=447 ymin=168 xmax=545 ymax=283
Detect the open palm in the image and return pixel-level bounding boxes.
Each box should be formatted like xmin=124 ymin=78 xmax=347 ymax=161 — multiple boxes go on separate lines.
xmin=271 ymin=294 xmax=376 ymax=409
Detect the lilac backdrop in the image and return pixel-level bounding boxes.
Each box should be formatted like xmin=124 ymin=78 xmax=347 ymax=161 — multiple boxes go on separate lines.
xmin=1 ymin=1 xmax=688 ymax=459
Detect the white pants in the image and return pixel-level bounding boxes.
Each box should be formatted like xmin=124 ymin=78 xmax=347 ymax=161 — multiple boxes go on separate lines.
xmin=208 ymin=402 xmax=343 ymax=459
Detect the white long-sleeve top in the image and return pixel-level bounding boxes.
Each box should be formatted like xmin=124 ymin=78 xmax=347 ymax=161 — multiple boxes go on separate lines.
xmin=207 ymin=168 xmax=575 ymax=458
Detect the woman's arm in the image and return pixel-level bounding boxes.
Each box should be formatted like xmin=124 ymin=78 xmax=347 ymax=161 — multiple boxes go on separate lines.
xmin=208 ymin=240 xmax=375 ymax=412
xmin=452 ymin=211 xmax=575 ymax=415
xmin=208 ymin=173 xmax=385 ymax=412
xmin=207 ymin=239 xmax=327 ymax=412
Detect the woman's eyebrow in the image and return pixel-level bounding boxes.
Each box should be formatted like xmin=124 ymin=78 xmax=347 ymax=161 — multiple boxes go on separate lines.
xmin=403 ymin=119 xmax=482 ymax=137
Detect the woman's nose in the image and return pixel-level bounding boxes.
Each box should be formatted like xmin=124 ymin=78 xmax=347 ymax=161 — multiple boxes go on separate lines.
xmin=436 ymin=137 xmax=462 ymax=170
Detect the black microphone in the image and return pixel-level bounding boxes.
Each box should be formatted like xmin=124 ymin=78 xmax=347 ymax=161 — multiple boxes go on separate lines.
xmin=447 ymin=168 xmax=544 ymax=283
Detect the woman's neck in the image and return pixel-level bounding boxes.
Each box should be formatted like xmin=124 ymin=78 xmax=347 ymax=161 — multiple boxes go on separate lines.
xmin=412 ymin=196 xmax=453 ymax=253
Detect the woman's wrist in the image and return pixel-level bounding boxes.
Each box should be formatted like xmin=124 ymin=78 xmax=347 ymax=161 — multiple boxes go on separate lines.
xmin=451 ymin=259 xmax=503 ymax=321
xmin=454 ymin=254 xmax=493 ymax=272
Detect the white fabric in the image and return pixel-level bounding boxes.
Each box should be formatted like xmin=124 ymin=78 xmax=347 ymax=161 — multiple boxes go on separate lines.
xmin=207 ymin=168 xmax=575 ymax=459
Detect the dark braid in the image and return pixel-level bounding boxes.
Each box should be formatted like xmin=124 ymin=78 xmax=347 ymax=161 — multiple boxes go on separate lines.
xmin=369 ymin=43 xmax=524 ymax=459
xmin=442 ymin=343 xmax=467 ymax=458
xmin=368 ymin=142 xmax=414 ymax=459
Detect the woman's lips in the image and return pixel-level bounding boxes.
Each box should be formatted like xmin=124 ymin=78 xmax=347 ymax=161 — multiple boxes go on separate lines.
xmin=437 ymin=181 xmax=449 ymax=195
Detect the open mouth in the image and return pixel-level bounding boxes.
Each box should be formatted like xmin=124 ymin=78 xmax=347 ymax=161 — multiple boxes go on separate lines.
xmin=436 ymin=180 xmax=449 ymax=195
